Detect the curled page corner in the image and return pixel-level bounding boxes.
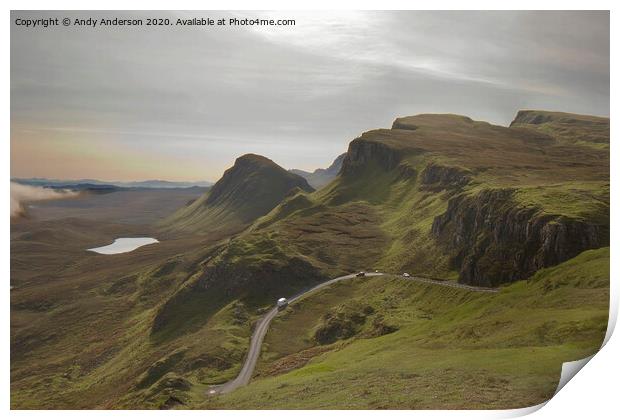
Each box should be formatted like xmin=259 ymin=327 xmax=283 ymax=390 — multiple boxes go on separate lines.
xmin=494 ymin=401 xmax=547 ymax=418
xmin=553 ymin=355 xmax=595 ymax=396
xmin=602 ymin=293 xmax=618 ymax=347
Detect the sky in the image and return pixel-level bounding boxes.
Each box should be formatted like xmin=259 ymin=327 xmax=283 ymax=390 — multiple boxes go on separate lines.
xmin=11 ymin=11 xmax=609 ymax=182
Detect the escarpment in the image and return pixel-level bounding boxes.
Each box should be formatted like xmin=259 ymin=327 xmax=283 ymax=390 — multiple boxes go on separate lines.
xmin=431 ymin=189 xmax=608 ymax=287
xmin=340 ymin=137 xmax=404 ymax=177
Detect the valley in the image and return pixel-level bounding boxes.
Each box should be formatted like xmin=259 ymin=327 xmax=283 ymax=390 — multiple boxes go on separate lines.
xmin=10 ymin=110 xmax=610 ymax=409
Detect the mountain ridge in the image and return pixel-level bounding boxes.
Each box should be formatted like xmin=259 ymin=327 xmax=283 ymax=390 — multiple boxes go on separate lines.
xmin=203 ymin=110 xmax=609 ymax=289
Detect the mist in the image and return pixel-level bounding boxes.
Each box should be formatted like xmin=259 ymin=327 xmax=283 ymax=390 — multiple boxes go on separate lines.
xmin=10 ymin=182 xmax=79 ymax=218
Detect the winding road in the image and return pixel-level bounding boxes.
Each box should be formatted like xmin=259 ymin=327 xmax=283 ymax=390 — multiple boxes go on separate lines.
xmin=207 ymin=272 xmax=498 ymax=395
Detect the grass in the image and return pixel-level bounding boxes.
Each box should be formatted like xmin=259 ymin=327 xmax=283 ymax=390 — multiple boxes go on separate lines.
xmin=10 ymin=215 xmax=257 ymax=409
xmin=513 ymin=181 xmax=609 ymax=224
xmin=203 ymin=247 xmax=609 ymax=409
xmin=510 ymin=110 xmax=610 ymax=149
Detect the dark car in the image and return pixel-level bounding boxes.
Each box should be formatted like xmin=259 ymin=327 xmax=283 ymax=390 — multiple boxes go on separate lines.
xmin=356 ymin=271 xmax=366 ymax=277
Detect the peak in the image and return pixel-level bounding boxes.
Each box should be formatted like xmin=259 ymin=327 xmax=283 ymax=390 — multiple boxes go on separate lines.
xmin=235 ymin=154 xmax=275 ymax=166
xmin=219 ymin=153 xmax=313 ymax=194
xmin=164 ymin=151 xmax=313 ymax=233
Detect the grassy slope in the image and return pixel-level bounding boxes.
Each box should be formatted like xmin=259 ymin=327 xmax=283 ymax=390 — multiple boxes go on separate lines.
xmin=11 ymin=257 xmax=254 ymax=409
xmin=205 ymin=247 xmax=609 ymax=409
xmin=510 ymin=110 xmax=610 ymax=150
xmin=243 ymin=155 xmax=455 ymax=279
xmin=10 ymin=217 xmax=256 ymax=409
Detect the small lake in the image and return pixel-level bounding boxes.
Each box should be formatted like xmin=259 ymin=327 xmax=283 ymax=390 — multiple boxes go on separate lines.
xmin=87 ymin=237 xmax=159 ymax=255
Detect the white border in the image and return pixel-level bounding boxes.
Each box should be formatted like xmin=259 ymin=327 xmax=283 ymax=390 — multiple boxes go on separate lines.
xmin=4 ymin=2 xmax=616 ymax=419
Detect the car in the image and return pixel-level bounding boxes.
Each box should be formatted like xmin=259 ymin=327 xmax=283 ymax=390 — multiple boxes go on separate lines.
xmin=356 ymin=271 xmax=366 ymax=277
xmin=375 ymin=270 xmax=379 ymax=273
xmin=276 ymin=297 xmax=288 ymax=310
xmin=402 ymin=273 xmax=411 ymax=277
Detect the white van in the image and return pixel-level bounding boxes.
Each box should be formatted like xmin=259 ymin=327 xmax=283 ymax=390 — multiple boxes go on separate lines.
xmin=276 ymin=297 xmax=288 ymax=310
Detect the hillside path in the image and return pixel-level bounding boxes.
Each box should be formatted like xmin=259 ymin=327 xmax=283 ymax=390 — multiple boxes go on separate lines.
xmin=207 ymin=272 xmax=498 ymax=395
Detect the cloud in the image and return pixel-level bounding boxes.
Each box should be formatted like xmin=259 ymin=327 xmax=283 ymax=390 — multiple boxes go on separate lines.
xmin=10 ymin=11 xmax=610 ymax=180
xmin=10 ymin=182 xmax=79 ymax=218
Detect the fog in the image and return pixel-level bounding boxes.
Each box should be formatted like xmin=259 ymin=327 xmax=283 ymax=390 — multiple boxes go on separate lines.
xmin=10 ymin=182 xmax=79 ymax=218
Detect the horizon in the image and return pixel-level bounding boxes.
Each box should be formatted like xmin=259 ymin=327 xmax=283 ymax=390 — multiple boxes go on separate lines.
xmin=10 ymin=176 xmax=215 ymax=184
xmin=11 ymin=11 xmax=610 ymax=182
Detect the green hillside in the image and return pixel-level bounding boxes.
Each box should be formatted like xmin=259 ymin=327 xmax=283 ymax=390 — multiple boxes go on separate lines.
xmin=204 ymin=247 xmax=609 ymax=409
xmin=510 ymin=110 xmax=610 ymax=149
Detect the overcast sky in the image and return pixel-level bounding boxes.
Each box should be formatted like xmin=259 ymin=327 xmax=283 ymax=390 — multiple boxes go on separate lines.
xmin=11 ymin=10 xmax=609 ymax=182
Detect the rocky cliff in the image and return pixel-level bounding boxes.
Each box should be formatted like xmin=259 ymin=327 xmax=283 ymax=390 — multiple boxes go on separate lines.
xmin=340 ymin=137 xmax=406 ymax=177
xmin=431 ymin=189 xmax=608 ymax=287
xmin=420 ymin=163 xmax=471 ymax=191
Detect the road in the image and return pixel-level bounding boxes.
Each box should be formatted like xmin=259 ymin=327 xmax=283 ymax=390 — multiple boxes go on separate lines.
xmin=207 ymin=272 xmax=497 ymax=395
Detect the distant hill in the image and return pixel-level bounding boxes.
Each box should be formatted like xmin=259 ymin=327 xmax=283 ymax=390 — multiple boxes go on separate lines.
xmin=162 ymin=154 xmax=314 ymax=235
xmin=11 ymin=177 xmax=213 ymax=189
xmin=120 ymin=180 xmax=214 ymax=189
xmin=290 ymin=153 xmax=346 ymax=189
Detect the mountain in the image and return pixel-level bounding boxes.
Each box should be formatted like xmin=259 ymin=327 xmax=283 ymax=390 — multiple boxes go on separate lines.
xmin=11 ymin=110 xmax=609 ymax=409
xmin=197 ymin=111 xmax=608 ymax=290
xmin=11 ymin=178 xmax=213 ymax=189
xmin=289 ymin=153 xmax=346 ymax=189
xmin=162 ymin=154 xmax=314 ymax=235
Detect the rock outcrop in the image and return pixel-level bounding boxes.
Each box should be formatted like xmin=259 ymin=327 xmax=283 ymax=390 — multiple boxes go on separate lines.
xmin=420 ymin=163 xmax=471 ymax=191
xmin=340 ymin=137 xmax=404 ymax=177
xmin=431 ymin=189 xmax=608 ymax=287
